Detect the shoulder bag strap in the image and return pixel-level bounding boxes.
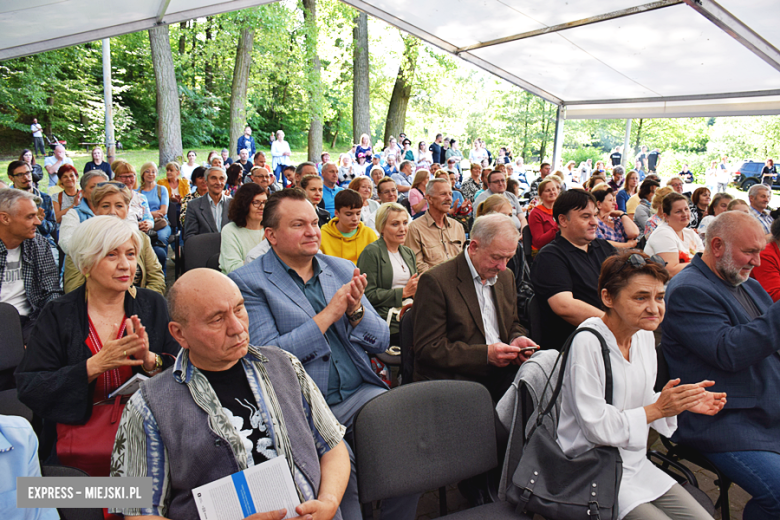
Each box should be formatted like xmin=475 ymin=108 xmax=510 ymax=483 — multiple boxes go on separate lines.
xmin=537 ymin=327 xmax=614 ymax=424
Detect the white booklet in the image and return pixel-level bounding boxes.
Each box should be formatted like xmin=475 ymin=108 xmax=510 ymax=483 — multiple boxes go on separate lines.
xmin=193 ymin=456 xmax=301 ymax=520
xmin=108 ymin=373 xmax=149 ymax=398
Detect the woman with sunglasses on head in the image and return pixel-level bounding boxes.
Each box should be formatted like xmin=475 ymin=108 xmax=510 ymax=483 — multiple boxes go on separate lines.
xmin=644 ymin=192 xmax=704 ymax=277
xmin=557 ymin=251 xmax=726 ymax=520
xmin=219 ymin=183 xmax=268 ymax=274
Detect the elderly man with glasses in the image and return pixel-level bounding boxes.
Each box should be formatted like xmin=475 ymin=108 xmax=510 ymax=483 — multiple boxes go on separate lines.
xmin=472 ymin=170 xmax=526 ymax=229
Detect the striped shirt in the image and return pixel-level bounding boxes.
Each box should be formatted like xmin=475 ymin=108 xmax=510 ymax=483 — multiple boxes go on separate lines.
xmin=110 ymin=346 xmax=345 ymax=517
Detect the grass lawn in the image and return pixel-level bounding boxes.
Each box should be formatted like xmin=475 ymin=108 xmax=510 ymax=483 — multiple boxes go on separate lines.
xmin=0 ymin=147 xmax=310 ymax=193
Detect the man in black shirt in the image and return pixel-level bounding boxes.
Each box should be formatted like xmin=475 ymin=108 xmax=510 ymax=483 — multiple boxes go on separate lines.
xmin=429 ymin=133 xmax=445 ymax=165
xmin=609 ymin=146 xmax=622 ymax=167
xmin=647 ymin=148 xmax=661 ymax=173
xmin=531 ymin=189 xmax=617 ymax=350
xmin=635 ymin=145 xmax=648 ymax=173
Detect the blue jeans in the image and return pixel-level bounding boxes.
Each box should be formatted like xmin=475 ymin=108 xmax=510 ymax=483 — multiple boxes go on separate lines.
xmin=703 ymin=450 xmax=780 ymax=520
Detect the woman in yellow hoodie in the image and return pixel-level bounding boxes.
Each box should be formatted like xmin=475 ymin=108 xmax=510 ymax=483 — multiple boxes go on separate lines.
xmin=320 ymin=189 xmax=378 ymax=264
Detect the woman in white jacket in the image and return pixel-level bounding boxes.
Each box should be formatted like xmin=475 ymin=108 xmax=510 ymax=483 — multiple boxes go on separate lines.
xmin=557 ymin=251 xmax=726 ymax=520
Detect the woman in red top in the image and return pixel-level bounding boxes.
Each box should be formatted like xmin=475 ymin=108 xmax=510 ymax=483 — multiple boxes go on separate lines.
xmin=751 ymin=218 xmax=780 ymax=301
xmin=528 ymin=177 xmax=561 ymax=252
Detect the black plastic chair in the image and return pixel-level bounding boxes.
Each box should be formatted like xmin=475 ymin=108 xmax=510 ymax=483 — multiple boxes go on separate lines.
xmin=526 ymin=295 xmax=543 ymax=345
xmin=521 ymin=225 xmax=533 ymax=267
xmin=42 ymin=466 xmax=104 ymax=520
xmin=353 ymin=381 xmax=528 ymax=520
xmin=183 ymin=232 xmax=221 ymax=272
xmin=0 ymin=388 xmax=33 ymax=422
xmin=167 ymin=200 xmax=183 ymax=278
xmin=0 ymin=302 xmax=24 ymax=391
xmin=398 ymin=309 xmax=415 ymax=386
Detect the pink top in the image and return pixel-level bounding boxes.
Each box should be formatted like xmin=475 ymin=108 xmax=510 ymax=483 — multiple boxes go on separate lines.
xmin=408 ymin=188 xmax=428 ymax=216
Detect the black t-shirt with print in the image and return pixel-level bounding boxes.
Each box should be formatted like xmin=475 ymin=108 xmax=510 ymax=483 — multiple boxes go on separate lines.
xmin=200 ymin=362 xmax=276 ymax=465
xmin=610 ymin=152 xmax=622 ymax=167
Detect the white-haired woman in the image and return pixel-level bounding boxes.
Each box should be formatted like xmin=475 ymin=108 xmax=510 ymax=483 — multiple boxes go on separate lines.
xmin=63 ymin=183 xmax=165 ymax=294
xmin=16 ymin=216 xmax=179 ymax=470
xmin=357 ymin=202 xmax=418 ymax=345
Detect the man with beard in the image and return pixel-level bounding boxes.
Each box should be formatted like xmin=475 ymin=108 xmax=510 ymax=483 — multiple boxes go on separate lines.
xmin=663 ymin=211 xmax=780 ymax=520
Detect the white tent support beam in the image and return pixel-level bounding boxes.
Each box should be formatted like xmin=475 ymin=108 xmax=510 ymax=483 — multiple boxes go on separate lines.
xmin=622 ymin=119 xmax=632 ymax=167
xmin=0 ymin=0 xmax=276 ymax=60
xmin=683 ymin=0 xmax=780 ymax=73
xmin=156 ymin=0 xmax=173 ymax=24
xmin=552 ymin=106 xmax=565 ymax=169
xmin=341 ymin=0 xmax=563 ymax=105
xmin=455 ymin=0 xmax=682 ymax=54
xmin=564 ymin=88 xmax=780 ymax=106
xmin=102 ymin=38 xmax=115 ymax=164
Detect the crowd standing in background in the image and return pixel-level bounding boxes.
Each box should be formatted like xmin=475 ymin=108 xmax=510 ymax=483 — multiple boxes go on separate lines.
xmin=2 ymin=123 xmax=780 ymax=520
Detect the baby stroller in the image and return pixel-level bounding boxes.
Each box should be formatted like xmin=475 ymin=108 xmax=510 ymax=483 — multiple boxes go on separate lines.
xmin=45 ymin=134 xmax=67 ymax=154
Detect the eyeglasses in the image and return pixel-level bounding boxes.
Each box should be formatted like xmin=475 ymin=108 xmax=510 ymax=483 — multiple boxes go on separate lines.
xmin=116 ymin=174 xmax=135 ymax=179
xmin=489 ymin=178 xmax=507 ymax=185
xmin=614 ymin=253 xmax=667 ymax=275
xmin=96 ymin=181 xmax=128 ymax=189
xmin=251 ymin=200 xmax=267 ymax=208
xmin=11 ymin=170 xmax=32 ymax=177
xmin=380 ymin=188 xmax=398 ymax=195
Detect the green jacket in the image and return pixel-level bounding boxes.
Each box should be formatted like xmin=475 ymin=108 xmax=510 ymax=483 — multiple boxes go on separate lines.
xmin=356 ymin=237 xmax=417 ymax=335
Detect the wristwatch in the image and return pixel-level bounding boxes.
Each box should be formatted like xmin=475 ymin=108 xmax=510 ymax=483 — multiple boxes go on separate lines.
xmin=348 ymin=305 xmax=364 ymax=322
xmin=619 ymin=212 xmax=628 ymax=218
xmin=143 ymin=354 xmax=163 ymax=375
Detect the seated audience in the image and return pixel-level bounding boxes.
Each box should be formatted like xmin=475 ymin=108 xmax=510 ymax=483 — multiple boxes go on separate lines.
xmin=320 ymin=190 xmax=378 ymax=264
xmin=321 ymin=162 xmax=344 ymax=217
xmin=748 ymin=183 xmax=774 ymax=237
xmin=644 ymin=193 xmax=704 ymax=277
xmin=391 ymin=160 xmax=414 ymax=195
xmin=181 ymin=150 xmax=198 ymax=181
xmin=302 ymin=174 xmax=332 ymax=227
xmin=63 ymin=183 xmax=165 ymax=294
xmin=52 ymin=164 xmax=81 ymax=223
xmin=528 ymin=162 xmax=551 ymax=199
xmin=408 ymin=169 xmax=430 ymax=218
xmin=644 ymin=186 xmax=674 ymax=239
xmin=412 ymin=214 xmax=536 ymax=401
xmin=460 ymin=162 xmax=483 ymax=202
xmin=110 ymin=269 xmax=351 ymax=520
xmin=370 ymin=167 xmax=385 ymax=199
xmin=697 ymin=192 xmax=733 ymax=239
xmin=663 ymin=211 xmax=780 ymax=520
xmin=157 ymin=161 xmax=190 ymax=205
xmin=593 ymin=187 xmax=639 ymax=248
xmin=633 ymin=178 xmax=660 ymax=232
xmin=728 ymin=198 xmax=750 ymax=213
xmin=558 ymin=251 xmax=725 ymax=520
xmin=348 ymin=176 xmax=380 ymax=228
xmin=527 ymin=177 xmax=560 ymax=252
xmin=473 ymin=170 xmax=526 ymax=229
xmin=220 ymin=148 xmax=233 ymax=166
xmin=225 ymin=163 xmax=244 ymax=197
xmin=475 ymin=195 xmax=525 ymax=292
xmin=228 ymin=189 xmax=416 ymax=520
xmin=0 ymin=189 xmax=63 ymax=341
xmin=356 ymin=202 xmax=418 ymax=345
xmin=404 ymin=178 xmax=466 ymax=273
xmin=16 ymin=217 xmax=178 ymax=469
xmin=689 ymin=187 xmax=710 ymax=230
xmin=235 ymin=148 xmax=252 ymax=175
xmin=585 ymin=174 xmax=607 ymax=193
xmin=531 ymin=189 xmax=617 ymax=350
xmin=44 ymin=145 xmax=73 ymax=187
xmin=138 ymin=162 xmax=171 ymax=266
xmin=376 ymin=177 xmax=401 ymax=205
xmin=83 ymin=146 xmax=113 ymax=178
xmin=616 ymin=168 xmax=639 ymax=212
xmin=179 ymin=166 xmax=207 ymax=226
xmin=112 ymin=159 xmax=154 ymax=234
xmin=292 ymin=161 xmax=318 ymax=191
xmin=249 ymin=165 xmax=273 ymax=192
xmin=20 ymin=149 xmax=45 ymax=186
xmin=750 ymin=218 xmax=780 ymax=301
xmin=607 ymin=164 xmax=625 ymax=192
xmin=6 ymin=160 xmax=57 ymax=248
xmin=0 ymin=414 xmax=59 ymax=520
xmin=219 ymin=183 xmax=268 ymax=274
xmin=666 ymin=176 xmax=687 ymax=198
xmin=183 ymin=166 xmax=232 ymax=242
xmin=59 ymin=170 xmax=109 ymax=254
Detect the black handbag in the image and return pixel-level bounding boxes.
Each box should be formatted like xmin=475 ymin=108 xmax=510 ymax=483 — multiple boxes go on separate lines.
xmin=507 ymin=327 xmax=623 ymax=519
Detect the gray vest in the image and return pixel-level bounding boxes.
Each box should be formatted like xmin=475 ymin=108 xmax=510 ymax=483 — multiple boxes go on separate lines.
xmin=142 ymin=347 xmax=324 ymax=520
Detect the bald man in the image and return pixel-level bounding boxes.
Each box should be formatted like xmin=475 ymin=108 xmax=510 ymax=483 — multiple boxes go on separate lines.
xmin=110 ymin=269 xmax=351 ymax=520
xmin=663 ymin=211 xmax=780 ymax=519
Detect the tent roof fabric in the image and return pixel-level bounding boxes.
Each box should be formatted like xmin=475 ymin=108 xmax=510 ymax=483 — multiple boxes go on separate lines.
xmin=1 ymin=0 xmax=779 ymax=119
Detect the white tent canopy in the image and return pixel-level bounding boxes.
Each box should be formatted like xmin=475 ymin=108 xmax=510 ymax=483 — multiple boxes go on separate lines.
xmin=1 ymin=0 xmax=779 ymax=120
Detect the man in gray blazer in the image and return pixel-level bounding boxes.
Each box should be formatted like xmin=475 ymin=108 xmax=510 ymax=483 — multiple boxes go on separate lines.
xmin=183 ymin=166 xmax=231 ymax=242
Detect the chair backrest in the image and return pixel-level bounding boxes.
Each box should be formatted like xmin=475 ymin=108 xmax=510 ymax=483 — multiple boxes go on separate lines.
xmin=168 ymin=200 xmax=181 ymax=233
xmin=0 ymin=302 xmax=24 ymax=371
xmin=183 ymin=232 xmax=221 ymax=272
xmin=42 ymin=466 xmax=104 ymax=520
xmin=527 ymin=295 xmax=543 ymax=345
xmin=521 ymin=225 xmax=533 ymax=265
xmin=399 ymin=309 xmax=415 ymax=385
xmin=206 ymin=252 xmax=220 ymax=271
xmin=655 ymin=342 xmax=670 ymax=393
xmin=0 ymin=389 xmax=33 ymax=423
xmin=353 ymin=380 xmax=497 ymax=503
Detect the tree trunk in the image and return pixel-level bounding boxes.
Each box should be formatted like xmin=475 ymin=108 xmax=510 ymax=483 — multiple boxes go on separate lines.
xmin=229 ymin=26 xmax=255 ymax=161
xmin=302 ymin=0 xmax=323 ymax=162
xmin=634 ymin=118 xmax=644 ymax=151
xmin=521 ymin=95 xmax=531 ymax=161
xmin=204 ymin=18 xmax=214 ymax=94
xmin=178 ymin=22 xmax=187 ymax=54
xmin=383 ymin=34 xmax=419 ymax=145
xmin=148 ymin=25 xmax=183 ymax=166
xmin=352 ymin=12 xmax=370 ymax=145
xmin=539 ymin=101 xmax=551 ymax=162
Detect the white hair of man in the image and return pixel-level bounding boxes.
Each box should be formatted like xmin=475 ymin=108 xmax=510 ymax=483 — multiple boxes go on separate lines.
xmin=425 ymin=178 xmax=449 ymax=194
xmin=748 ymin=183 xmax=771 ymax=199
xmin=704 ymin=211 xmax=764 ymax=286
xmin=206 ymin=166 xmax=227 ymax=178
xmin=69 ymin=216 xmax=142 ymax=275
xmin=0 ymin=188 xmax=36 ymax=214
xmin=470 ymin=213 xmax=519 ymax=247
